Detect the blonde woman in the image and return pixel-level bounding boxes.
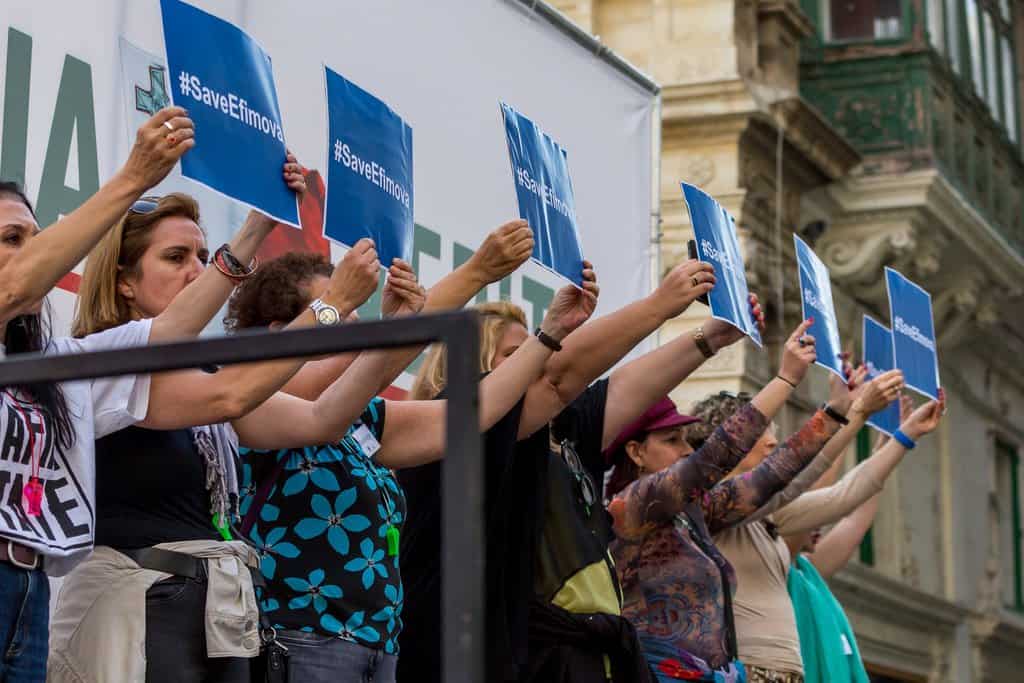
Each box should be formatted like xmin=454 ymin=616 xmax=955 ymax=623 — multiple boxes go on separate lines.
xmin=399 ymin=259 xmax=768 ymax=683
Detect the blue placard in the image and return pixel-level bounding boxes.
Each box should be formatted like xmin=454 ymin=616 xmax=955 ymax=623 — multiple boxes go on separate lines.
xmin=323 ymin=67 xmax=413 ymax=267
xmin=160 ymin=0 xmax=298 ymax=226
xmin=885 ymin=267 xmax=940 ymax=400
xmin=793 ymin=235 xmax=844 ymax=379
xmin=500 ymin=103 xmax=584 ymax=286
xmin=863 ymin=316 xmax=901 ymax=436
xmin=680 ymin=183 xmax=762 ymax=346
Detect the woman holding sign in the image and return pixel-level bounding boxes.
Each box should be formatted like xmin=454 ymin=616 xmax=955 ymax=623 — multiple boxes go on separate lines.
xmin=0 ymin=107 xmax=203 ymax=682
xmin=47 ymin=166 xmax=418 ymax=683
xmin=781 ymin=394 xmax=945 ymax=683
xmin=604 ymin=320 xmax=858 ymax=683
xmin=223 ymin=236 xmax=595 ymax=683
xmin=398 ymin=257 xmax=766 ymax=683
xmin=692 ymin=368 xmax=906 ymax=683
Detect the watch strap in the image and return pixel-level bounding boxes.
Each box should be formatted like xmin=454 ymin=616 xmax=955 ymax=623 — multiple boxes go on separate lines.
xmin=534 ymin=328 xmax=563 ymax=352
xmin=693 ymin=326 xmax=715 ymax=359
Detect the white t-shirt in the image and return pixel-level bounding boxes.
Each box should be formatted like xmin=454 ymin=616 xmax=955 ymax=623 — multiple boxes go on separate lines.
xmin=0 ymin=319 xmax=152 ymax=576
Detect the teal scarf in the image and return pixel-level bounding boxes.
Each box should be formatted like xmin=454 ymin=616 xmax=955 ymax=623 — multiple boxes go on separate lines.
xmin=787 ymin=555 xmax=869 ymax=683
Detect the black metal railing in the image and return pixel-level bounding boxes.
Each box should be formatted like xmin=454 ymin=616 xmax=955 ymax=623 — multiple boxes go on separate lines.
xmin=0 ymin=310 xmax=482 ymax=683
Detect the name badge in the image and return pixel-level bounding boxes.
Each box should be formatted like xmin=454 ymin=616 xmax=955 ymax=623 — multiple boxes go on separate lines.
xmin=841 ymin=633 xmax=853 ymax=656
xmin=353 ymin=424 xmax=381 ymax=457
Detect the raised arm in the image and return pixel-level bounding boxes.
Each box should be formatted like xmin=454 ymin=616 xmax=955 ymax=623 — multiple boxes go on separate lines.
xmin=744 ymin=368 xmax=903 ymax=524
xmin=148 ymin=154 xmax=305 ymax=342
xmin=701 ymin=324 xmax=881 ymax=533
xmin=609 ymin=400 xmax=771 ymax=541
xmin=518 ymin=259 xmax=762 ymax=439
xmin=270 ymin=220 xmax=534 ymax=401
xmin=373 ymin=278 xmax=600 ymax=468
xmin=231 ymin=260 xmax=430 ymax=449
xmin=702 ymin=407 xmax=846 ymax=534
xmin=139 ymin=239 xmax=380 ymax=429
xmin=0 ymin=108 xmax=192 ymax=322
xmin=802 ymin=494 xmax=881 ymax=578
xmin=774 ymin=391 xmax=945 ymax=536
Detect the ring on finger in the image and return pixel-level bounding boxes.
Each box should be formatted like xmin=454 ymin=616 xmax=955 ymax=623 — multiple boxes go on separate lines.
xmin=163 ymin=121 xmax=174 ymax=132
xmin=691 ymin=276 xmax=700 ymax=287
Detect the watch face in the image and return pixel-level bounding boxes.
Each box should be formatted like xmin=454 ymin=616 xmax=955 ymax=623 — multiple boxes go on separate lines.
xmin=316 ymin=307 xmax=340 ymax=326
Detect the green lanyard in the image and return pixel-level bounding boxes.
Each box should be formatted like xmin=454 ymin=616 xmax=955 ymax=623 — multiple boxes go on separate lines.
xmin=366 ymin=460 xmax=400 ymax=557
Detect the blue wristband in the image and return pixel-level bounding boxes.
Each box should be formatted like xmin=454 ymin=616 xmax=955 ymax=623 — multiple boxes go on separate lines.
xmin=892 ymin=429 xmax=916 ymax=450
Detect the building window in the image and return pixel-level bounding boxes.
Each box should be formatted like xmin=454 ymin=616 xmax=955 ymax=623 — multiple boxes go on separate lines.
xmin=967 ymin=0 xmax=985 ymax=95
xmin=944 ymin=0 xmax=962 ymax=73
xmin=1003 ymin=37 xmax=1018 ymax=141
xmin=828 ymin=0 xmax=902 ymax=42
xmin=996 ymin=441 xmax=1023 ymax=611
xmin=927 ymin=0 xmax=945 ymax=54
xmin=984 ymin=12 xmax=1000 ymax=114
xmin=931 ymin=2 xmax=1018 ymax=142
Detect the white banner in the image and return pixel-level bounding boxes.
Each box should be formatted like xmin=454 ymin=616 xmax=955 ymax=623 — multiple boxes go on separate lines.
xmin=1 ymin=0 xmax=656 ymax=359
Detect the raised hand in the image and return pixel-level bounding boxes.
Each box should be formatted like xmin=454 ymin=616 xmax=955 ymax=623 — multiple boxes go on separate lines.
xmin=467 ymin=220 xmax=535 ymax=285
xmin=705 ymin=292 xmax=764 ymax=350
xmin=381 ymin=259 xmax=426 ymax=317
xmin=119 ymin=107 xmax=195 ymax=191
xmin=779 ymin=319 xmax=817 ymax=387
xmin=282 ymin=150 xmax=306 ymax=197
xmin=539 ymin=264 xmax=600 ymax=342
xmin=324 ymin=238 xmax=380 ymax=314
xmin=649 ymin=259 xmax=716 ymax=320
xmin=850 ymin=369 xmax=904 ymax=417
xmin=901 ymin=389 xmax=946 ymax=440
xmin=827 ymin=362 xmax=865 ymax=417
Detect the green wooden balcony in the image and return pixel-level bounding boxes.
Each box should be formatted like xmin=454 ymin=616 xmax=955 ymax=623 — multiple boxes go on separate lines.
xmin=797 ymin=0 xmax=1024 ymax=256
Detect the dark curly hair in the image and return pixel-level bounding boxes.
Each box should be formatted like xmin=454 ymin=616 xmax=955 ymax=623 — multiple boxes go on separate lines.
xmin=224 ymin=252 xmax=334 ymax=331
xmin=682 ymin=392 xmax=753 ymax=450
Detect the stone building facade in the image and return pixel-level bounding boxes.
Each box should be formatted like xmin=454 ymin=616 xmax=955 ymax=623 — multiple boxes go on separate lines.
xmin=551 ymin=1 xmax=1024 ymax=680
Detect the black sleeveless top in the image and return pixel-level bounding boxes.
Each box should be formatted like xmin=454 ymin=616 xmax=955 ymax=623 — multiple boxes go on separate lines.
xmin=95 ymin=426 xmax=218 ymax=549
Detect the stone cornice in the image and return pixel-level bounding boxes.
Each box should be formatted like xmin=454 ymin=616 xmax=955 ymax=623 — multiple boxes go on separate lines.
xmin=830 ymin=563 xmax=969 ymax=679
xmin=830 ymin=562 xmax=970 ymax=632
xmin=661 ymin=78 xmax=760 ymax=127
xmin=772 ymin=98 xmax=861 ymax=180
xmin=662 ymin=80 xmax=861 ymax=184
xmin=819 ymin=169 xmax=1024 ymax=293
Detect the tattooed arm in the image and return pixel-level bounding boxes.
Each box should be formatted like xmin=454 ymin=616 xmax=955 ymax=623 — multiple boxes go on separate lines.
xmin=609 ymin=402 xmax=770 ymax=540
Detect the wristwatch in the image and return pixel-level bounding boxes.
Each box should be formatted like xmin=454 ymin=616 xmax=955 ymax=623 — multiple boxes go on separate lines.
xmin=693 ymin=326 xmax=716 ymax=359
xmin=309 ymin=298 xmax=341 ymax=326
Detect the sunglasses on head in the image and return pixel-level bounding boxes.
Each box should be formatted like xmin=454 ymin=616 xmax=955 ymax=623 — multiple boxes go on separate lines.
xmin=128 ymin=196 xmax=162 ymax=215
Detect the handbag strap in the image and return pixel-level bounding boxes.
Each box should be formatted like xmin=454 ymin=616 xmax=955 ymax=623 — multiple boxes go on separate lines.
xmin=240 ymin=455 xmax=289 ymax=537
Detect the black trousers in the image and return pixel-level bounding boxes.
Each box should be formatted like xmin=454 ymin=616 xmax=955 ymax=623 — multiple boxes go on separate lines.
xmin=144 ymin=568 xmax=250 ymax=683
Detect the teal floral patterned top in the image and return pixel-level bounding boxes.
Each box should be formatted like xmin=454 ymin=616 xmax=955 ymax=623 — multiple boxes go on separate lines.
xmin=239 ymin=398 xmax=407 ymax=652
